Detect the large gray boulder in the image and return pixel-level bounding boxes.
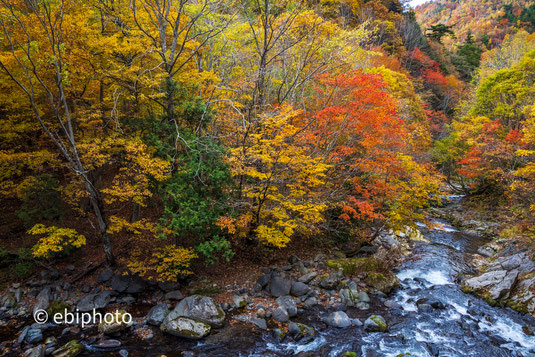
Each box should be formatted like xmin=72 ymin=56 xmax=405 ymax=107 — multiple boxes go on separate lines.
xmin=147 ymin=303 xmax=168 ymax=326
xmin=98 ymin=310 xmax=133 ymax=334
xmin=319 ymin=274 xmax=341 ymax=290
xmin=488 ymin=269 xmax=519 ymax=300
xmin=161 ymin=317 xmax=210 ymax=339
xmin=340 ymin=288 xmax=369 ymax=307
xmin=33 ymin=287 xmax=51 ymax=315
xmin=288 ymin=321 xmax=314 ymax=342
xmin=464 ymin=270 xmax=508 ymax=291
xmin=487 ymin=253 xmax=535 ymax=275
xmin=25 ymin=328 xmax=43 ymax=344
xmin=165 ymin=295 xmax=225 ymax=328
xmin=272 ymin=306 xmax=289 ymax=323
xmin=268 ymin=277 xmax=291 ymax=297
xmin=364 ymin=315 xmax=388 ymax=332
xmin=111 ymin=274 xmax=146 ymax=294
xmin=77 ymin=290 xmax=114 ymax=312
xmin=275 ymin=296 xmax=297 ymax=317
xmin=298 ymin=272 xmax=317 ymax=283
xmin=364 ymin=315 xmax=387 ymax=332
xmin=324 ymin=311 xmax=352 ymax=328
xmin=290 ymin=282 xmax=309 ymax=297
xmin=97 ymin=269 xmax=114 ymax=284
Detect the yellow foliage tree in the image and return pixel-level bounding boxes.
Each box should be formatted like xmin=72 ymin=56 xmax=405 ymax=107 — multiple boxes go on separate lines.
xmin=233 ymin=105 xmax=329 ymax=247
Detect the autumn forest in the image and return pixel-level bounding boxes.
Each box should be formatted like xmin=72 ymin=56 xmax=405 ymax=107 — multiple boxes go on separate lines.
xmin=1 ymin=0 xmax=535 ymax=355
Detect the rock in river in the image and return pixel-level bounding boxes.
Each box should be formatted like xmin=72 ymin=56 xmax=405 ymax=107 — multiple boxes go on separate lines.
xmin=161 ymin=317 xmax=211 ymax=339
xmin=147 ymin=302 xmax=168 ymax=326
xmin=364 ymin=315 xmax=387 ymax=332
xmin=164 ymin=295 xmax=225 ymax=328
xmin=324 ymin=311 xmax=352 ymax=328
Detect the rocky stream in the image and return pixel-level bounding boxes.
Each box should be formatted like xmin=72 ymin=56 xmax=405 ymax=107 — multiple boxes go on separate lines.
xmin=1 ymin=198 xmax=535 ymax=356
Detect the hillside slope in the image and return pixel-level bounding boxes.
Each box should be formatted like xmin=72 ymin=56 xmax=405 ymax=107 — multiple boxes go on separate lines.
xmin=415 ymin=0 xmax=535 ymax=48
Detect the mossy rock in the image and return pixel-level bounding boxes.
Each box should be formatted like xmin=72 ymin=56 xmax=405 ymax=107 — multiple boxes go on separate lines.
xmin=47 ymin=300 xmax=71 ymax=320
xmin=98 ymin=310 xmax=133 ymax=334
xmin=505 ymin=299 xmax=529 ymax=314
xmin=161 ymin=317 xmax=211 ymax=339
xmin=364 ymin=314 xmax=388 ymax=332
xmin=326 ymin=257 xmax=387 ymax=276
xmin=344 ymin=352 xmax=357 ymax=357
xmin=365 ymin=272 xmax=400 ymax=294
xmin=52 ymin=340 xmax=83 ymax=357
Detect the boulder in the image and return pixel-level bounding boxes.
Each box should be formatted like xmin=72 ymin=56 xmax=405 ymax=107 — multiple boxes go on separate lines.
xmin=28 ymin=345 xmax=45 ymax=357
xmin=488 ymin=253 xmax=535 ymax=275
xmin=319 ymin=274 xmax=341 ymax=290
xmin=97 ymin=269 xmax=114 ymax=284
xmin=463 ymin=269 xmax=520 ymax=299
xmin=272 ymin=306 xmax=289 ymax=323
xmin=165 ymin=295 xmax=225 ymax=328
xmin=158 ymin=281 xmax=180 ymax=293
xmin=288 ymin=321 xmax=314 ymax=342
xmin=33 ymin=287 xmax=51 ymax=315
xmin=272 ymin=328 xmax=286 ymax=343
xmin=488 ymin=269 xmax=519 ymax=300
xmin=275 ymin=296 xmax=297 ymax=317
xmin=147 ymin=303 xmax=168 ymax=326
xmin=298 ymin=272 xmax=317 ymax=284
xmin=477 ymin=246 xmax=495 ymax=258
xmin=97 ymin=310 xmax=133 ymax=334
xmin=25 ymin=328 xmax=43 ymax=344
xmin=268 ymin=277 xmax=291 ymax=297
xmin=464 ymin=270 xmax=508 ymax=291
xmin=232 ymin=295 xmax=248 ymax=308
xmin=251 ymin=317 xmax=267 ymax=330
xmin=364 ymin=315 xmax=387 ymax=332
xmin=52 ymin=340 xmax=83 ymax=357
xmin=364 ymin=272 xmax=400 ymax=294
xmin=111 ymin=274 xmax=146 ymax=294
xmin=164 ymin=290 xmax=184 ymax=301
xmin=290 ymin=282 xmax=310 ymax=297
xmin=324 ymin=311 xmax=352 ymax=328
xmin=160 ymin=317 xmax=211 ymax=339
xmin=304 ymin=297 xmax=319 ymax=309
xmin=256 ymin=274 xmax=271 ymax=288
xmin=77 ymin=290 xmax=114 ymax=312
xmin=339 ymin=288 xmax=369 ymax=307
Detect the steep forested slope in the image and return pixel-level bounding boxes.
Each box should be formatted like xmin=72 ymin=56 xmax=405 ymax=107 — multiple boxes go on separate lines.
xmin=415 ymin=0 xmax=535 ymax=48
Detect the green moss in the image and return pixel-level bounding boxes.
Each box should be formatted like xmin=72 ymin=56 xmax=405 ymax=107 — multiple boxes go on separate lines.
xmin=47 ymin=300 xmax=71 ymax=319
xmin=370 ymin=315 xmax=387 ymax=332
xmin=54 ymin=340 xmax=83 ymax=357
xmin=460 ymin=283 xmax=473 ymax=294
xmin=216 ymin=306 xmax=225 ymax=319
xmin=326 ymin=257 xmax=387 ymax=276
xmin=506 ymin=299 xmax=529 ymax=314
xmin=365 ymin=272 xmax=400 ymax=294
xmin=344 ymin=352 xmax=357 ymax=357
xmin=480 ymin=292 xmax=498 ymax=306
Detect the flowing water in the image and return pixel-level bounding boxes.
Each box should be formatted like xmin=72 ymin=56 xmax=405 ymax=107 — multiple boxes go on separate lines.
xmin=27 ymin=210 xmax=535 ymax=356
xmin=249 ymin=217 xmax=535 ymax=357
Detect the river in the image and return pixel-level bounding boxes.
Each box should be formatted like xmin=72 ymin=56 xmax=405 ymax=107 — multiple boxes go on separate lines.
xmin=248 ymin=216 xmax=535 ymax=356
xmin=66 ymin=211 xmax=535 ymax=356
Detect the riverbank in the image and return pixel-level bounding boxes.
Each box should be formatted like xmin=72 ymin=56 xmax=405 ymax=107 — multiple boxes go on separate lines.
xmin=1 ymin=199 xmax=535 ymax=356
